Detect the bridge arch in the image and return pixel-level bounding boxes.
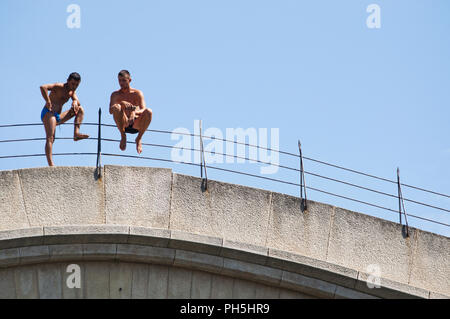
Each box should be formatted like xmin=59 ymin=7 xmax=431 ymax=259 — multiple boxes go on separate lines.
xmin=0 ymin=166 xmax=448 ymax=298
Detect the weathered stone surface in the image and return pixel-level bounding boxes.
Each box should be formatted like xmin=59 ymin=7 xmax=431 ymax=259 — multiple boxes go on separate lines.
xmin=327 ymin=207 xmax=417 ymax=285
xmin=279 ymin=289 xmax=313 ymax=299
xmin=169 ymin=173 xmax=272 ymax=246
xmin=210 ymin=274 xmax=234 ymax=299
xmin=0 ymin=227 xmax=44 ymax=249
xmin=167 ymin=267 xmax=192 ymax=298
xmin=49 ymin=244 xmax=83 ymax=262
xmin=128 ymin=227 xmax=170 ymax=247
xmin=429 ymin=292 xmax=449 ymax=299
xmin=130 ymin=263 xmax=149 ymax=299
xmin=19 ymin=245 xmax=50 ymax=264
xmin=82 ymin=244 xmax=117 ymax=261
xmin=14 ymin=265 xmax=39 ymax=298
xmin=104 ymin=165 xmax=172 ymax=228
xmin=221 ymin=239 xmax=268 ymax=265
xmin=84 ymin=262 xmax=110 ymax=299
xmin=0 ymin=248 xmax=20 ymax=268
xmin=266 ymin=196 xmax=333 ymax=261
xmin=0 ymin=170 xmax=28 ymax=231
xmin=147 ymin=264 xmax=169 ymax=298
xmin=38 ymin=263 xmax=62 ymax=299
xmin=222 ymin=258 xmax=282 ymax=286
xmin=174 ymin=249 xmax=223 ymax=274
xmin=191 ymin=270 xmax=212 ymax=298
xmin=409 ymin=229 xmax=450 ymax=296
xmin=116 ymin=244 xmax=175 ymax=265
xmin=280 ymin=270 xmax=336 ymax=298
xmin=267 ymin=248 xmax=358 ymax=288
xmin=110 ymin=262 xmax=133 ymax=299
xmin=254 ymin=284 xmax=280 ymax=299
xmin=44 ymin=225 xmax=129 ymax=244
xmin=0 ymin=166 xmax=448 ymax=299
xmin=232 ymin=278 xmax=256 ymax=298
xmin=356 ymin=271 xmax=430 ymax=299
xmin=169 ymin=230 xmax=222 ymax=255
xmin=19 ymin=167 xmax=105 ymax=226
xmin=0 ymin=268 xmax=16 ymax=298
xmin=334 ymin=286 xmax=378 ymax=299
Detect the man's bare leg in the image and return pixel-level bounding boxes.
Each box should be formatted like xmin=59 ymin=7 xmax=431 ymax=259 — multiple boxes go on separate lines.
xmin=73 ymin=106 xmax=89 ymax=141
xmin=43 ymin=112 xmax=57 ymax=166
xmin=133 ymin=108 xmax=153 ymax=154
xmin=59 ymin=106 xmax=89 ymax=141
xmin=110 ymin=104 xmax=129 ymax=151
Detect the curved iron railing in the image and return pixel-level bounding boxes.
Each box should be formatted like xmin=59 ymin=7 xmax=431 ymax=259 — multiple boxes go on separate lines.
xmin=1 ymin=108 xmax=449 ymax=233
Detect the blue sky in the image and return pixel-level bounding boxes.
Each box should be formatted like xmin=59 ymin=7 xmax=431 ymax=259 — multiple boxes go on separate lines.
xmin=0 ymin=0 xmax=449 ymax=236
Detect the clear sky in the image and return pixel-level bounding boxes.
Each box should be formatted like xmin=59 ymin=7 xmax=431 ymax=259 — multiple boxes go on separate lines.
xmin=0 ymin=0 xmax=449 ymax=236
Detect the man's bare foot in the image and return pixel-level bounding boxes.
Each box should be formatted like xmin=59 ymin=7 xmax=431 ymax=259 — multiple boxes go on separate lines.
xmin=120 ymin=135 xmax=127 ymax=151
xmin=74 ymin=133 xmax=89 ymax=141
xmin=135 ymin=138 xmax=142 ymax=154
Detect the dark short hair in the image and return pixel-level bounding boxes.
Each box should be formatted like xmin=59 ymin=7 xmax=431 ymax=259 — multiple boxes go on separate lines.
xmin=67 ymin=72 xmax=81 ymax=82
xmin=118 ymin=70 xmax=131 ymax=77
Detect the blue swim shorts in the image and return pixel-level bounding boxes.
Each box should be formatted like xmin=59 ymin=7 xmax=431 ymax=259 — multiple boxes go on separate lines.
xmin=41 ymin=107 xmax=61 ymax=123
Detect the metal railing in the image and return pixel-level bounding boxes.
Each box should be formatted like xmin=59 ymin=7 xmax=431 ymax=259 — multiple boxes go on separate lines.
xmin=1 ymin=108 xmax=449 ymax=235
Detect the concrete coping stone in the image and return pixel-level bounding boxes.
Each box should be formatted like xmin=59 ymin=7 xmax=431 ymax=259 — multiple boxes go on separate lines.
xmin=128 ymin=227 xmax=171 ymax=247
xmin=356 ymin=271 xmax=430 ymax=299
xmin=43 ymin=225 xmax=130 ymax=245
xmin=0 ymin=227 xmax=45 ymax=250
xmin=169 ymin=230 xmax=223 ymax=255
xmin=221 ymin=239 xmax=268 ymax=266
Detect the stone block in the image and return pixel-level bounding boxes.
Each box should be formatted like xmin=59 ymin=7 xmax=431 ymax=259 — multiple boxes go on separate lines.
xmin=167 ymin=267 xmax=192 ymax=299
xmin=104 ymin=165 xmax=172 ymax=228
xmin=169 ymin=174 xmax=272 ymax=247
xmin=128 ymin=227 xmax=170 ymax=247
xmin=147 ymin=264 xmax=169 ymax=299
xmin=0 ymin=170 xmax=28 ymax=231
xmin=19 ymin=167 xmax=105 ymax=226
xmin=169 ymin=230 xmax=222 ymax=255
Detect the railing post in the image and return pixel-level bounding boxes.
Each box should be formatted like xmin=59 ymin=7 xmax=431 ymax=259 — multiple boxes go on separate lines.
xmin=298 ymin=140 xmax=307 ymax=212
xmin=397 ymin=168 xmax=402 ymax=225
xmin=96 ymin=108 xmax=102 ymax=178
xmin=199 ymin=119 xmax=208 ymax=191
xmin=397 ymin=167 xmax=409 ymax=237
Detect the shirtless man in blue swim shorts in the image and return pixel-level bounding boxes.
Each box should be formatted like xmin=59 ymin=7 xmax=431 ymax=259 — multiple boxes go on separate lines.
xmin=40 ymin=72 xmax=89 ymax=166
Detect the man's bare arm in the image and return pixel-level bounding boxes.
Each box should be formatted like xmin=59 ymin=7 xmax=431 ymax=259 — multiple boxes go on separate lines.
xmin=71 ymin=91 xmax=80 ymax=105
xmin=134 ymin=90 xmax=147 ymax=114
xmin=109 ymin=92 xmax=137 ymax=114
xmin=40 ymin=83 xmax=59 ymax=111
xmin=109 ymin=92 xmax=119 ymax=114
xmin=71 ymin=91 xmax=81 ymax=114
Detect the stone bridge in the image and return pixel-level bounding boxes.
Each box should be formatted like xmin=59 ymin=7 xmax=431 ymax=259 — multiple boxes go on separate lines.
xmin=0 ymin=166 xmax=448 ymax=298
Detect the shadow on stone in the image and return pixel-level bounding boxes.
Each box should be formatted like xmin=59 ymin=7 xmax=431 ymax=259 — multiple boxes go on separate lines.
xmin=300 ymin=199 xmax=308 ymax=213
xmin=94 ymin=167 xmax=102 ymax=181
xmin=201 ymin=178 xmax=208 ymax=193
xmin=402 ymin=225 xmax=410 ymax=238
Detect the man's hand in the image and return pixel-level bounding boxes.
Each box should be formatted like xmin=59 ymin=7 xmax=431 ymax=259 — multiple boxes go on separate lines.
xmin=45 ymin=101 xmax=53 ymax=111
xmin=128 ymin=110 xmax=136 ymax=126
xmin=40 ymin=83 xmax=58 ymax=111
xmin=134 ymin=108 xmax=145 ymax=117
xmin=121 ymin=101 xmax=136 ymax=111
xmin=126 ymin=105 xmax=137 ymax=111
xmin=72 ymin=101 xmax=80 ymax=115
